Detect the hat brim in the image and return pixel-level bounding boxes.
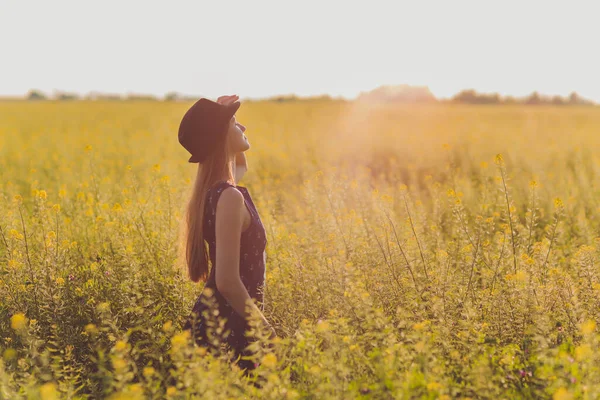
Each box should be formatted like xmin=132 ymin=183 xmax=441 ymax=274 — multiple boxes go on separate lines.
xmin=224 ymin=101 xmax=241 ymax=118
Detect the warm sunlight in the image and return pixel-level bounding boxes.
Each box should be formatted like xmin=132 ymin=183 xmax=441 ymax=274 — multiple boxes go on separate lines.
xmin=3 ymin=1 xmax=600 ymax=398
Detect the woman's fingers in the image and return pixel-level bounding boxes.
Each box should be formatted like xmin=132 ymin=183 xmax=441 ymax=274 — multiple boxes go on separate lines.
xmin=217 ymin=94 xmax=239 ymax=105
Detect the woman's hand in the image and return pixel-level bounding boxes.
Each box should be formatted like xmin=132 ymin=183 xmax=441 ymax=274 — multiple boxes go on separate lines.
xmin=217 ymin=94 xmax=239 ymax=106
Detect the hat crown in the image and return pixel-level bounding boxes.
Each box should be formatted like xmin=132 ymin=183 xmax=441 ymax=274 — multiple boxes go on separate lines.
xmin=178 ymin=98 xmax=240 ymax=163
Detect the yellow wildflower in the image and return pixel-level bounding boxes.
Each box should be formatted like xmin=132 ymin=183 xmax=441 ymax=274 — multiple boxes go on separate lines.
xmin=85 ymin=324 xmax=97 ymax=334
xmin=9 ymin=229 xmax=22 ymax=240
xmin=112 ymin=357 xmax=127 ymax=371
xmin=39 ymin=382 xmax=59 ymax=400
xmin=3 ymin=348 xmax=17 ymax=361
xmin=580 ymin=320 xmax=596 ymax=335
xmin=261 ymin=353 xmax=277 ymax=368
xmin=11 ymin=313 xmax=27 ymax=330
xmin=171 ymin=331 xmax=190 ymax=349
xmin=413 ymin=321 xmax=428 ymax=331
xmin=553 ymin=387 xmax=573 ymax=400
xmin=554 ymin=198 xmax=564 ymax=209
xmin=316 ymin=320 xmax=330 ymax=333
xmin=195 ymin=346 xmax=207 ymax=356
xmin=114 ymin=340 xmax=127 ymax=352
xmin=515 ymin=271 xmax=527 ymax=282
xmin=575 ymin=344 xmax=592 ymax=361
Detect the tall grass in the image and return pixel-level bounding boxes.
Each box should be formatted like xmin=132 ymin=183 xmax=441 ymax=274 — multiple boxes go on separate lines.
xmin=1 ymin=101 xmax=600 ymax=398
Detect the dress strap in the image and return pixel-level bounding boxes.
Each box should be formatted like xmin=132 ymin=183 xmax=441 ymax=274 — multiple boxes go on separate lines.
xmin=205 ymin=181 xmax=238 ymax=216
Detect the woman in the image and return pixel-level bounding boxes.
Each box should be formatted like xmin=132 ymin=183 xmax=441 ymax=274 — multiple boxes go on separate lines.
xmin=179 ymin=94 xmax=276 ymax=377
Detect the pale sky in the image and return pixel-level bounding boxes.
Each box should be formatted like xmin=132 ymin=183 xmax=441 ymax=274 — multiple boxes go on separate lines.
xmin=1 ymin=0 xmax=599 ymax=101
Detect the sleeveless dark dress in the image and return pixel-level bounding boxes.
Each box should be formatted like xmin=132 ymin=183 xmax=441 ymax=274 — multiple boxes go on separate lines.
xmin=182 ymin=180 xmax=267 ymax=372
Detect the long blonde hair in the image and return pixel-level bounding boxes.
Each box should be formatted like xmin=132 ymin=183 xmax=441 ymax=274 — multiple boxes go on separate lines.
xmin=183 ymin=127 xmax=236 ymax=283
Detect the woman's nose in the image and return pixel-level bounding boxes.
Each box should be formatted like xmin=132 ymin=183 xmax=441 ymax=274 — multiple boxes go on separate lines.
xmin=237 ymin=123 xmax=246 ymax=132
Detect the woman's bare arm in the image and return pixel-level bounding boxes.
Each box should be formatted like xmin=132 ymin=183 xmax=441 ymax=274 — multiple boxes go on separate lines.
xmin=214 ymin=187 xmax=268 ymax=327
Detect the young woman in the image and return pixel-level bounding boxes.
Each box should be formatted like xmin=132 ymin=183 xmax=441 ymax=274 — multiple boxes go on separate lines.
xmin=179 ymin=94 xmax=276 ymax=376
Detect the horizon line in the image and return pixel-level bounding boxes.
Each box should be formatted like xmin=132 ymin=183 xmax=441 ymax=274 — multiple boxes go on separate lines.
xmin=0 ymin=86 xmax=596 ymax=103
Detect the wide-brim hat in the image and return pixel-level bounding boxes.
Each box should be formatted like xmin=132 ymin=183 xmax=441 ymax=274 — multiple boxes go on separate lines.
xmin=178 ymin=98 xmax=241 ymax=163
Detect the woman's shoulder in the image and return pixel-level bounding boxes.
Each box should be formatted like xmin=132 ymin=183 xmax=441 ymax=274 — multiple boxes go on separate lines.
xmin=206 ymin=180 xmax=237 ymax=199
xmin=217 ymin=185 xmax=244 ymax=203
xmin=211 ymin=186 xmax=247 ymax=232
xmin=206 ymin=181 xmax=244 ymax=211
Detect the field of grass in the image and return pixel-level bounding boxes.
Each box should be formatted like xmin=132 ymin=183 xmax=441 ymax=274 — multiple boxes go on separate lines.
xmin=1 ymin=100 xmax=600 ymax=399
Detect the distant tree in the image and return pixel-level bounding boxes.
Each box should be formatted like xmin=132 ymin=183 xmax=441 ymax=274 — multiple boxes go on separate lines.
xmin=451 ymin=89 xmax=478 ymax=103
xmin=446 ymin=89 xmax=596 ymax=106
xmin=451 ymin=89 xmax=500 ymax=104
xmin=56 ymin=92 xmax=80 ymax=101
xmin=126 ymin=93 xmax=158 ymax=101
xmin=486 ymin=93 xmax=501 ymax=104
xmin=84 ymin=92 xmax=99 ymax=100
xmin=27 ymin=90 xmax=47 ymax=100
xmin=312 ymin=94 xmax=332 ymax=101
xmin=566 ymin=91 xmax=595 ymax=105
xmin=96 ymin=94 xmax=122 ymax=101
xmin=267 ymin=94 xmax=299 ymax=102
xmin=164 ymin=92 xmax=180 ymax=101
xmin=568 ymin=92 xmax=580 ymax=104
xmin=357 ymin=84 xmax=437 ymax=103
xmin=525 ymin=91 xmax=541 ymax=105
xmin=570 ymin=92 xmax=595 ymax=106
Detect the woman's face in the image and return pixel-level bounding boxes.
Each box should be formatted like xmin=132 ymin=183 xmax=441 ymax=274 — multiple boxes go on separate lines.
xmin=226 ymin=114 xmax=250 ymax=154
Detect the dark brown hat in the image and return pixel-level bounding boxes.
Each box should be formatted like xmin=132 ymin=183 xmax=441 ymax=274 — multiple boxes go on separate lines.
xmin=178 ymin=98 xmax=241 ymax=163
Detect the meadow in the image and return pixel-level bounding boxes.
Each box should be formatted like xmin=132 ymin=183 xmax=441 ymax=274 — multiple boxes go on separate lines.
xmin=1 ymin=100 xmax=600 ymax=399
